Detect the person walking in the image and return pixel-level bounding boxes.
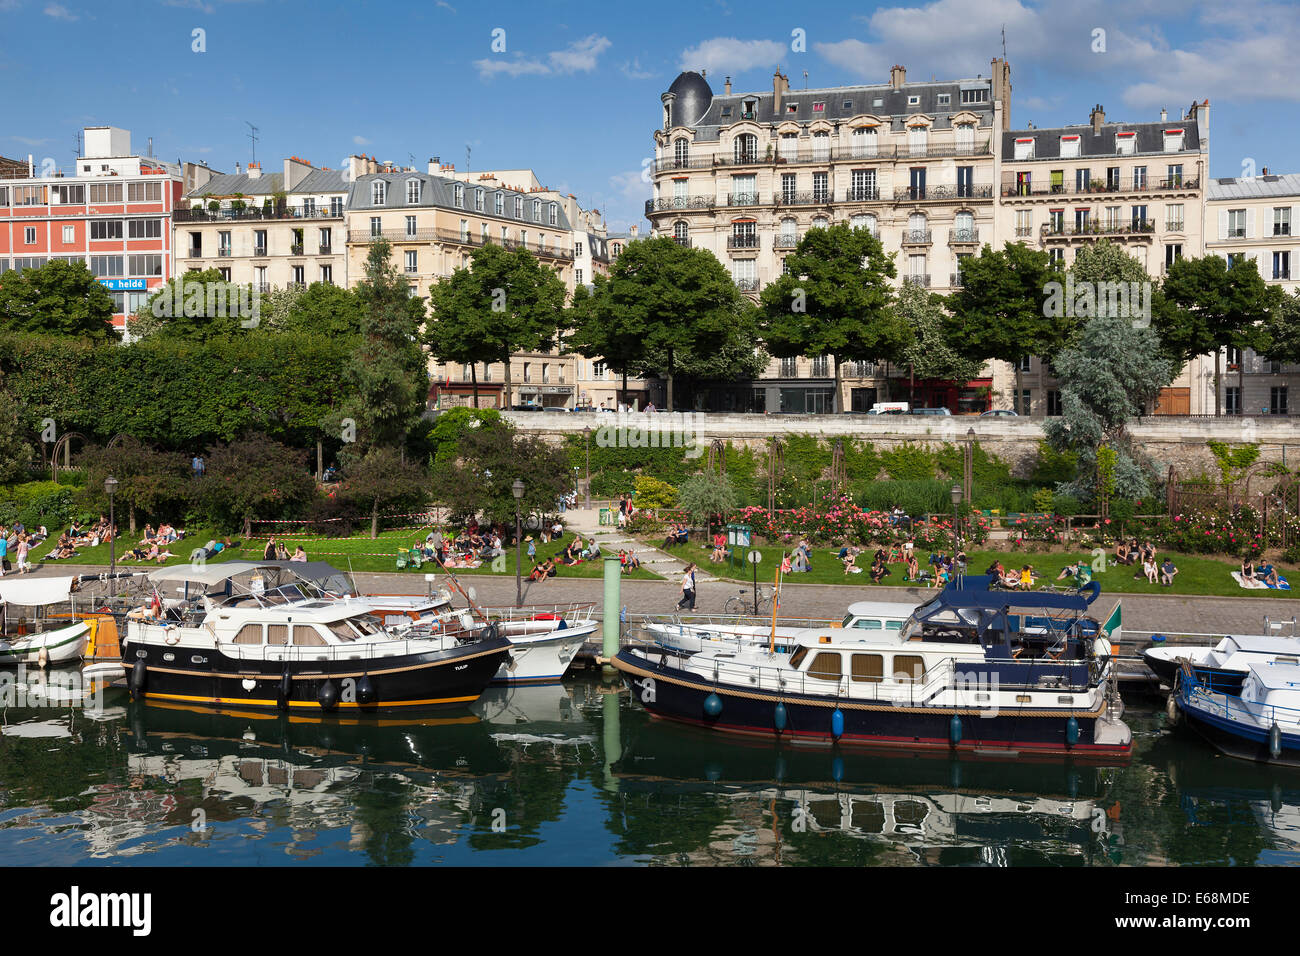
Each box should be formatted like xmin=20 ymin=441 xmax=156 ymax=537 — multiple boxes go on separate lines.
xmin=677 ymin=563 xmax=697 ymax=611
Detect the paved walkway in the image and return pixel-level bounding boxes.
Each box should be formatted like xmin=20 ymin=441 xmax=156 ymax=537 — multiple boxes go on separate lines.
xmin=562 ymin=506 xmax=716 ymax=585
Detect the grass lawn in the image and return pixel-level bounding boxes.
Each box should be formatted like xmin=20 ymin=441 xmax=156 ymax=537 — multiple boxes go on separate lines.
xmin=27 ymin=526 xmax=662 ymax=580
xmin=674 ymin=541 xmax=1299 ymax=600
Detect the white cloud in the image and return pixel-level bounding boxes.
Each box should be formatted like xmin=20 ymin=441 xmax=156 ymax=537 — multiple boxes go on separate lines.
xmin=10 ymin=136 xmax=51 ymax=146
xmin=352 ymin=135 xmax=371 ymax=146
xmin=435 ymin=0 xmax=455 ymax=10
xmin=44 ymin=3 xmax=78 ymax=19
xmin=678 ymin=37 xmax=786 ymax=77
xmin=476 ymin=35 xmax=611 ymax=80
xmin=163 ymin=0 xmax=215 ymax=12
xmin=621 ymin=57 xmax=658 ymax=81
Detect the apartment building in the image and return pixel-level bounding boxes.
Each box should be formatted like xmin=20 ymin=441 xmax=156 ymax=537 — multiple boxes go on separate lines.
xmin=1206 ymin=170 xmax=1300 ymax=415
xmin=648 ymin=62 xmax=1011 ymax=412
xmin=994 ymin=102 xmax=1210 ymax=414
xmin=0 ymin=126 xmax=199 ymax=332
xmin=176 ymin=156 xmax=349 ymax=292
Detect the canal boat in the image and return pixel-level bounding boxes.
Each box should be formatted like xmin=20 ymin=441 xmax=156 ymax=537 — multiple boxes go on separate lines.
xmin=0 ymin=576 xmax=93 ymax=666
xmin=122 ymin=561 xmax=511 ymax=713
xmin=1175 ymin=660 xmax=1300 ymax=767
xmin=1144 ymin=629 xmax=1300 ymax=695
xmin=614 ymin=587 xmax=1130 ymax=760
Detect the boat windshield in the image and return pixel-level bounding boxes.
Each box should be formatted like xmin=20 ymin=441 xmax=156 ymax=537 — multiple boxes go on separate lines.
xmin=789 ymin=646 xmax=809 ymax=669
xmin=326 ymin=614 xmax=386 ymax=642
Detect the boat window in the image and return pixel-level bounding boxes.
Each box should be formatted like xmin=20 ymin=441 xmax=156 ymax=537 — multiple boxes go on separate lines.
xmin=267 ymin=624 xmax=289 ymax=646
xmin=885 ymin=620 xmax=903 ymax=633
xmin=808 ymin=652 xmax=843 ymax=681
xmin=893 ymin=655 xmax=926 ymax=683
xmin=350 ymin=615 xmax=384 ymax=636
xmin=788 ymin=647 xmax=809 ymax=670
xmin=851 ymin=653 xmax=884 ymax=683
xmin=293 ymin=626 xmax=327 ymax=647
xmin=233 ymin=624 xmax=263 ymax=645
xmin=328 ymin=620 xmax=362 ymax=642
xmin=841 ymin=613 xmax=855 ymax=628
xmin=853 ymin=619 xmax=883 ymax=631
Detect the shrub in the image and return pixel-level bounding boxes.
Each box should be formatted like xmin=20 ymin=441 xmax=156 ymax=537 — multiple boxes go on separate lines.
xmin=633 ymin=475 xmax=678 ymax=510
xmin=880 ymin=443 xmax=936 ymax=481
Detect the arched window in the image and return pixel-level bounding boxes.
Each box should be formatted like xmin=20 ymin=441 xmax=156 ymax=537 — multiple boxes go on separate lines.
xmin=908 ymin=212 xmax=928 ymax=242
xmin=954 ymin=211 xmax=975 ymax=242
xmin=852 ymin=127 xmax=878 ymax=158
xmin=673 ymin=220 xmax=689 ymax=244
xmin=812 ymin=216 xmax=829 ymax=230
xmin=778 ymin=217 xmax=797 ymax=244
xmin=734 ymin=133 xmax=758 ymax=164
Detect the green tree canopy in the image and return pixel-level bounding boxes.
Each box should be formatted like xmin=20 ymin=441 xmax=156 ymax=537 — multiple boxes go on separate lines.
xmin=895 ymin=281 xmax=983 ymax=388
xmin=760 ymin=222 xmax=908 ymax=413
xmin=336 ymin=444 xmax=429 ymax=538
xmin=260 ymin=281 xmax=364 ymax=337
xmin=0 ymin=258 xmax=116 ymax=341
xmin=76 ymin=438 xmax=191 ymax=531
xmin=431 ymin=422 xmax=569 ymax=526
xmin=192 ymin=434 xmax=316 ymax=534
xmin=128 ymin=268 xmax=260 ymax=341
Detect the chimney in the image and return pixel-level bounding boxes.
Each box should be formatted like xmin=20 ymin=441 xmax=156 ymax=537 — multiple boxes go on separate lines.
xmin=1090 ymin=104 xmax=1105 ymax=135
xmin=28 ymin=154 xmax=34 ymax=176
xmin=990 ymin=57 xmax=1012 ymax=130
xmin=235 ymin=162 xmax=241 ymax=174
xmin=890 ymin=64 xmax=906 ymax=90
xmin=773 ymin=70 xmax=787 ymax=114
xmin=1160 ymin=107 xmax=1167 ymax=122
xmin=246 ymin=161 xmax=261 ymax=179
xmin=725 ymin=76 xmax=731 ymax=95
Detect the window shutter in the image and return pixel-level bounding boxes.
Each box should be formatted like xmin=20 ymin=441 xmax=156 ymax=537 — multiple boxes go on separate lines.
xmin=1219 ymin=209 xmax=1228 ymax=240
xmin=1246 ymin=208 xmax=1256 ymax=239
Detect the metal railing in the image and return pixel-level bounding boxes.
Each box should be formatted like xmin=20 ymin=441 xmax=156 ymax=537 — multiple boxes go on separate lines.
xmin=1000 ymin=176 xmax=1200 ymax=197
xmin=1041 ymin=219 xmax=1157 ymax=238
xmin=895 ymin=184 xmax=994 ymax=201
xmin=175 ymin=206 xmax=343 ymax=222
xmin=845 ymin=186 xmax=880 ymax=201
xmin=901 ymin=229 xmax=932 ymax=244
xmin=903 ymin=274 xmax=931 ymax=287
xmin=726 ymin=234 xmax=760 ymax=250
xmin=949 ymin=227 xmax=979 ymax=244
xmin=773 ymin=234 xmax=799 ymax=249
xmin=735 ymin=278 xmax=761 ymax=292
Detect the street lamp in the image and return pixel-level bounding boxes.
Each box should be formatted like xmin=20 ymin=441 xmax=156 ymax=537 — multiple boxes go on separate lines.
xmin=104 ymin=475 xmax=119 ymax=577
xmin=512 ymin=478 xmax=525 ymax=607
xmin=950 ymin=484 xmax=962 ymax=571
xmin=583 ymin=425 xmax=592 ymax=510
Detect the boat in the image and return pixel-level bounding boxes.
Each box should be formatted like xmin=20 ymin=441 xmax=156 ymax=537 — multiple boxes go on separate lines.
xmin=613 ymin=586 xmax=1131 ymax=760
xmin=121 ymin=561 xmax=512 ymax=713
xmin=1175 ymin=660 xmax=1300 ymax=766
xmin=1144 ymin=623 xmax=1300 ymax=694
xmin=0 ymin=576 xmax=93 ymax=666
xmin=642 ymin=600 xmax=917 ymax=656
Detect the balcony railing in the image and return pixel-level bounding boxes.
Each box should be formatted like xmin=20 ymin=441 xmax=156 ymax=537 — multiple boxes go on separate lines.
xmin=726 ymin=192 xmax=762 ymax=207
xmin=658 ymin=142 xmax=993 ymax=174
xmin=1275 ymin=270 xmax=1292 ymax=280
xmin=773 ymin=234 xmax=799 ymax=249
xmin=845 ymin=186 xmax=881 ymax=201
xmin=175 ymin=206 xmax=343 ymax=222
xmin=346 ymin=227 xmax=575 ymax=261
xmin=1040 ymin=219 xmax=1157 ymax=239
xmin=950 ymin=272 xmax=965 ymax=287
xmin=901 ymin=229 xmax=932 ymax=244
xmin=671 ymin=236 xmax=692 ymax=247
xmin=646 ymin=197 xmax=714 ymax=214
xmin=252 ymin=246 xmax=267 ymax=257
xmin=726 ymin=235 xmax=760 ymax=250
xmin=1274 ymin=227 xmax=1293 ymax=237
xmin=949 ymin=227 xmax=979 ymax=244
xmin=319 ymin=244 xmax=332 ymax=255
xmin=895 ymin=184 xmax=994 ymax=201
xmin=903 ymin=274 xmax=931 ymax=287
xmin=187 ymin=248 xmax=202 ymax=258
xmin=1165 ymin=222 xmax=1184 ymax=233
xmin=773 ymin=192 xmax=829 ymax=207
xmin=1000 ymin=176 xmax=1201 ymax=198
xmin=255 ymin=283 xmax=271 ymax=293
xmin=289 ymin=244 xmax=304 ymax=256
xmin=735 ymin=278 xmax=761 ymax=292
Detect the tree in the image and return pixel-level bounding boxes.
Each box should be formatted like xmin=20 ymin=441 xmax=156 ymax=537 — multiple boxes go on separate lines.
xmin=946 ymin=242 xmax=1067 ymax=412
xmin=1155 ymin=255 xmax=1275 ymax=416
xmin=424 ymin=242 xmax=566 ymax=410
xmin=193 ymin=435 xmax=316 ymax=535
xmin=430 ymin=423 xmax=569 ymax=526
xmin=345 ymin=240 xmax=427 ymax=449
xmin=1042 ymin=313 xmax=1175 ymax=502
xmin=567 ymin=276 xmax=638 ymax=408
xmin=759 ymin=223 xmax=908 ymax=414
xmin=1259 ymin=288 xmax=1300 ymax=364
xmin=895 ymin=281 xmax=983 ymax=393
xmin=427 ymin=406 xmax=508 ymax=466
xmin=76 ymin=438 xmax=191 ymax=531
xmin=0 ymin=259 xmax=116 ymax=340
xmin=584 ymin=236 xmax=749 ymax=412
xmin=128 ymin=268 xmax=260 ymax=340
xmin=0 ymin=397 xmax=35 ymax=483
xmin=260 ymin=281 xmax=363 ymax=337
xmin=677 ymin=473 xmax=739 ymax=530
xmin=336 ymin=445 xmax=429 ymax=538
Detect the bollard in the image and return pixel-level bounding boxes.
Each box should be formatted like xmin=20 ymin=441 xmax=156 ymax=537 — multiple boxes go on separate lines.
xmin=602 ymin=555 xmax=621 ymax=667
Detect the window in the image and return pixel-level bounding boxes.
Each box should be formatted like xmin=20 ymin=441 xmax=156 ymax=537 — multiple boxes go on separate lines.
xmin=320 ymin=264 xmax=333 ymax=284
xmin=1275 ymin=207 xmax=1292 ymax=236
xmin=812 ymin=131 xmax=830 ymax=161
xmin=1166 ymin=164 xmax=1183 ymax=188
xmin=461 ymin=219 xmax=471 ymax=242
xmin=1014 ymin=388 xmax=1032 ymax=414
xmin=514 ymin=196 xmax=523 ymax=218
xmin=372 ymin=180 xmax=387 ymax=205
xmin=62 ymin=225 xmax=75 ymax=243
xmin=404 ymin=250 xmax=418 ymax=273
xmin=673 ymin=220 xmax=689 ymax=243
xmin=1116 ymin=133 xmax=1136 ymax=155
xmin=1047 ymin=390 xmax=1062 ymax=416
xmin=961 ymin=88 xmax=989 ymax=104
xmin=1060 ymin=135 xmax=1080 ymax=158
xmin=808 ymin=652 xmax=842 ymax=682
xmin=851 ymin=127 xmax=878 ymax=158
xmin=812 ymin=101 xmax=825 ymax=112
xmin=851 ymin=654 xmax=884 ymax=683
xmin=812 ymin=171 xmax=828 ymax=202
xmin=522 ymin=362 xmax=531 ymax=383
xmin=233 ymin=624 xmax=262 ymax=645
xmin=187 ymin=231 xmax=201 ymax=255
xmin=1075 ymin=208 xmax=1090 ymax=232
xmin=216 ymin=267 xmax=230 ymax=282
xmin=909 ymin=166 xmax=926 ymax=200
xmin=51 ymin=183 xmax=85 ymax=204
xmin=319 ymin=227 xmax=332 ymax=251
xmin=90 ymin=219 xmax=123 ymax=240
xmin=1225 ymin=386 xmax=1242 ymax=416
xmin=1131 ymin=205 xmax=1148 ymax=230
xmin=780 ymin=356 xmax=798 ymax=377
xmin=956 ymin=165 xmax=973 ymax=198
xmin=907 ymin=95 xmax=920 ymax=106
xmin=370 ymin=216 xmax=382 ymax=237
xmin=811 ymin=355 xmax=829 ymax=377
xmin=1165 ymin=244 xmax=1182 ymax=271
xmin=14 ymin=185 xmax=46 ymax=205
xmin=90 ymin=255 xmax=123 ymax=277
xmin=674 ymin=139 xmax=689 ymax=167
xmin=1274 ymin=251 xmax=1291 ymax=280
xmin=575 ymin=268 xmax=583 ymax=284
xmin=405 ymin=215 xmax=417 ymax=237
xmin=1048 ymin=209 xmax=1064 ymax=234
xmin=1133 ymin=166 xmax=1147 ymax=189
xmin=1013 ymin=137 xmax=1034 ymax=160
xmin=1271 ymin=386 xmax=1289 ymax=416
xmin=1015 ymin=209 xmax=1032 ymax=237
xmin=481 ymin=223 xmax=489 ymax=243
xmin=849 ymin=168 xmax=876 ymax=201
xmin=291 ymin=265 xmax=305 ymax=285
xmin=1106 ymin=166 xmax=1121 ymax=190
xmin=495 ymin=192 xmax=504 ymax=215
xmin=893 ymin=655 xmax=926 ymax=683
xmin=128 ymin=254 xmax=162 ymax=276
xmin=89 ymin=182 xmax=122 ymax=203
xmin=128 ymin=218 xmax=161 ymax=239
xmin=454 ymin=183 xmax=464 ymax=208
xmin=1166 ymin=203 xmax=1184 ymax=230
xmin=936 ymin=93 xmax=950 ymax=108
xmin=127 ymin=181 xmax=162 ymax=203
xmin=532 ymin=199 xmax=541 ymax=222
xmin=1228 ymin=209 xmax=1246 ymax=238
xmin=1163 ymin=129 xmax=1184 ymax=152
xmin=301 ymin=197 xmax=316 ymax=217
xmin=253 ymin=229 xmax=267 ymax=254
xmin=907 ymin=125 xmax=927 ymax=157
xmin=549 ymin=203 xmax=558 ymax=226
xmin=407 ymin=179 xmax=422 ymax=204
xmin=473 ymin=188 xmax=484 ymax=213
xmin=1075 ymin=168 xmax=1091 ymax=192
xmin=779 ymin=132 xmax=799 ymax=162
xmin=330 ymin=196 xmax=344 ymax=217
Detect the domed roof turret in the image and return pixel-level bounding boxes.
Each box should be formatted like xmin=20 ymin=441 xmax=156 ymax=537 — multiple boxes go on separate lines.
xmin=664 ymin=71 xmax=713 ymax=128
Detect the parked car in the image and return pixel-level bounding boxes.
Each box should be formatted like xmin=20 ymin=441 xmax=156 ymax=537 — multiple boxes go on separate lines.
xmin=867 ymin=402 xmax=909 ymax=415
xmin=510 ymin=403 xmax=543 ymax=411
xmin=542 ymin=406 xmax=570 ymax=413
xmin=908 ymin=407 xmax=952 ymax=416
xmin=979 ymin=409 xmax=1019 ymax=417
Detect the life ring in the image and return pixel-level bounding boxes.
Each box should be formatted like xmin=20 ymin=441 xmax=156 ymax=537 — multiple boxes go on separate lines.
xmin=164 ymin=629 xmax=180 ymax=646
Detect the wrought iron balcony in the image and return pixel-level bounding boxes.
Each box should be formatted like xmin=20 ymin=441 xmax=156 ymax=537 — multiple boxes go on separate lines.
xmin=773 ymin=234 xmax=799 ymax=249
xmin=671 ymin=236 xmax=692 ymax=247
xmin=1000 ymin=176 xmax=1200 ymax=198
xmin=845 ymin=186 xmax=881 ymax=201
xmin=1040 ymin=219 xmax=1157 ymax=239
xmin=289 ymin=244 xmax=304 ymax=256
xmin=726 ymin=234 xmax=760 ymax=250
xmin=646 ymin=196 xmax=714 ymax=214
xmin=901 ymin=229 xmax=932 ymax=244
xmin=1165 ymin=222 xmax=1184 ymax=233
xmin=903 ymin=274 xmax=931 ymax=287
xmin=948 ymin=227 xmax=979 ymax=244
xmin=773 ymin=192 xmax=828 ymax=207
xmin=895 ymin=184 xmax=993 ymax=201
xmin=735 ymin=277 xmax=761 ymax=292
xmin=175 ymin=206 xmax=343 ymax=222
xmin=252 ymin=246 xmax=267 ymax=257
xmin=187 ymin=248 xmax=202 ymax=258
xmin=319 ymin=244 xmax=332 ymax=255
xmin=950 ymin=271 xmax=965 ymax=287
xmin=217 ymin=247 xmax=232 ymax=257
xmin=726 ymin=192 xmax=762 ymax=207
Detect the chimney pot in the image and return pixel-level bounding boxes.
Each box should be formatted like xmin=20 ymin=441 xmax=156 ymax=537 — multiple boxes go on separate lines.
xmin=890 ymin=64 xmax=906 ymax=90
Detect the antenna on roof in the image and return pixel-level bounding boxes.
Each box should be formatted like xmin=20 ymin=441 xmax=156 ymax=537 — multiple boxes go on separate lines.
xmin=466 ymin=144 xmax=471 ymax=172
xmin=803 ymin=70 xmax=808 ymax=89
xmin=1002 ymin=24 xmax=1007 ymax=59
xmin=245 ymin=121 xmax=259 ymax=165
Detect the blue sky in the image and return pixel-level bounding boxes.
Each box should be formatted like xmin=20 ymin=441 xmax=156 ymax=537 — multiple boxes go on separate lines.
xmin=0 ymin=0 xmax=1295 ymax=232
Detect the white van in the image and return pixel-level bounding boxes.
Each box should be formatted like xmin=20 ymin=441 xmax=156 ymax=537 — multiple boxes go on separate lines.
xmin=867 ymin=402 xmax=909 ymax=415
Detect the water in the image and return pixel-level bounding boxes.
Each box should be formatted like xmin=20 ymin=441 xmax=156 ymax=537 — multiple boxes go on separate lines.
xmin=1 ymin=678 xmax=1298 ymax=866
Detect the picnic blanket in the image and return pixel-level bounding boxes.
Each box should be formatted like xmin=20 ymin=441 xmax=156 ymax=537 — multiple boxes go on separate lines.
xmin=1233 ymin=570 xmax=1291 ymax=590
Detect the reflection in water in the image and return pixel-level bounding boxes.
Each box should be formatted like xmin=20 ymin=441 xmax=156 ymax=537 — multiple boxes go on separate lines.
xmin=0 ymin=682 xmax=1299 ymax=865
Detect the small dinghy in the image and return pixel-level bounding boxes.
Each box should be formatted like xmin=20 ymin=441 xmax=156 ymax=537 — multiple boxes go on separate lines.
xmin=0 ymin=576 xmax=92 ymax=666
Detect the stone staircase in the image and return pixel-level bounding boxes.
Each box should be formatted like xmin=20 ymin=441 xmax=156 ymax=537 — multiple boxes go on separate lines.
xmin=559 ymin=507 xmax=720 ymax=583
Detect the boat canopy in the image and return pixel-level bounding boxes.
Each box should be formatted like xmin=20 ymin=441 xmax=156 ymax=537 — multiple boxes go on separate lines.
xmin=148 ymin=561 xmax=278 ymax=587
xmin=921 ymin=588 xmax=1095 ymax=615
xmin=0 ymin=575 xmax=75 ymax=606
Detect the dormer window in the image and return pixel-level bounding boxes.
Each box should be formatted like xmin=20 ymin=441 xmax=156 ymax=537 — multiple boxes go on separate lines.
xmin=1163 ymin=128 xmax=1185 ymax=152
xmin=454 ymin=183 xmax=464 ymax=208
xmin=1115 ymin=132 xmax=1136 ymax=155
xmin=475 ymin=188 xmax=484 ymax=211
xmin=514 ymin=195 xmax=523 ymax=218
xmin=372 ymin=180 xmax=387 ymax=205
xmin=495 ymin=192 xmax=504 ymax=215
xmin=907 ymin=95 xmax=920 ymax=106
xmin=786 ymin=103 xmax=798 ymax=114
xmin=937 ymin=93 xmax=950 ymax=107
xmin=406 ymin=179 xmax=421 ymax=204
xmin=1060 ymin=135 xmax=1080 ymax=158
xmin=532 ymin=199 xmax=541 ymax=222
xmin=742 ymin=99 xmax=757 ymax=120
xmin=1014 ymin=137 xmax=1035 ymax=160
xmin=549 ymin=203 xmax=558 ymax=226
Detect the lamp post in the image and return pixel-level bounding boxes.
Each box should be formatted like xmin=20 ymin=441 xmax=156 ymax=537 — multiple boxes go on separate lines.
xmin=513 ymin=478 xmax=525 ymax=607
xmin=950 ymin=484 xmax=962 ymax=568
xmin=583 ymin=425 xmax=592 ymax=510
xmin=105 ymin=475 xmax=119 ymax=577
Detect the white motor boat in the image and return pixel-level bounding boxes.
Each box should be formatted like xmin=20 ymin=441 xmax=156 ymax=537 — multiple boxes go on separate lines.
xmin=1144 ymin=633 xmax=1300 ymax=694
xmin=0 ymin=576 xmax=92 ymax=666
xmin=642 ymin=600 xmax=918 ymax=656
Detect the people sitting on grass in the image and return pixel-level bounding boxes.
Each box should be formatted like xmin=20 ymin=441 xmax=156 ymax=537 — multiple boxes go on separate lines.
xmin=1018 ymin=564 xmax=1036 ymax=589
xmin=869 ymin=552 xmax=889 ymax=583
xmin=583 ymin=538 xmax=602 ymax=561
xmin=661 ymin=524 xmax=689 ymax=550
xmin=291 ymin=546 xmax=307 ymax=563
xmin=1056 ymin=560 xmax=1093 ymax=588
xmin=529 ymin=558 xmax=555 ymax=582
xmin=904 ymin=551 xmax=920 ymax=581
xmin=1259 ymin=562 xmax=1282 ymax=588
xmin=711 ymin=532 xmax=727 ymax=563
xmin=1241 ymin=557 xmax=1256 ymax=585
xmin=1160 ymin=557 xmax=1179 ymax=587
xmin=1142 ymin=555 xmax=1159 ymax=584
xmin=619 ymin=549 xmax=641 ymax=573
xmin=841 ymin=546 xmax=863 ymax=575
xmin=48 ymin=533 xmax=78 ymax=561
xmin=1114 ymin=539 xmax=1134 ymax=566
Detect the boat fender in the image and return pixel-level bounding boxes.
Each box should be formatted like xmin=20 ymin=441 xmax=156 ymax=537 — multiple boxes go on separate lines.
xmin=703 ymin=692 xmax=723 ymax=718
xmin=949 ymin=714 xmax=962 ymax=746
xmin=1166 ymin=694 xmax=1179 ymax=726
xmin=129 ymin=657 xmax=147 ymax=701
xmin=277 ymin=670 xmax=293 ymax=710
xmin=1065 ymin=716 xmax=1080 ymax=747
xmin=318 ymin=679 xmax=338 ymax=712
xmin=356 ymin=673 xmax=376 ymax=706
xmin=1092 ymin=637 xmax=1112 ymax=661
xmin=1079 ymin=581 xmax=1101 ymax=604
xmin=37 ymin=645 xmax=49 ymax=670
xmin=831 ymin=708 xmax=845 ymax=739
xmin=774 ymin=701 xmax=788 ymax=733
xmin=1270 ymin=723 xmax=1283 ymax=760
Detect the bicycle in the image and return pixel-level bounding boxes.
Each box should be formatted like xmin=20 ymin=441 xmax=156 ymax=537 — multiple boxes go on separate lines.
xmin=724 ymin=586 xmax=775 ymax=617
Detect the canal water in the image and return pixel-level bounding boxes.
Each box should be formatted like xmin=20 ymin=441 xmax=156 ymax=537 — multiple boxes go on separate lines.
xmin=1 ymin=677 xmax=1297 ymax=866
